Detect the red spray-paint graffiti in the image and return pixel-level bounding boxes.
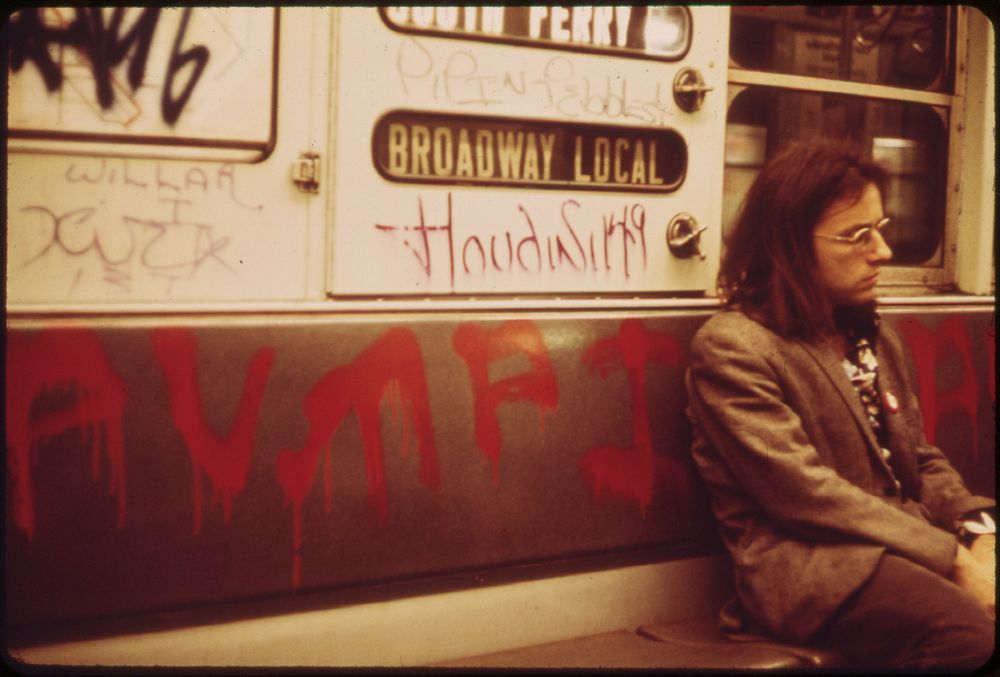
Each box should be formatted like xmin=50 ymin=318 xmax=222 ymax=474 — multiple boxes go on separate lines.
xmin=275 ymin=327 xmax=440 ymax=586
xmin=6 ymin=328 xmax=127 ymax=540
xmin=452 ymin=320 xmax=559 ymax=483
xmin=896 ymin=316 xmax=981 ymax=459
xmin=986 ymin=323 xmax=995 ymax=405
xmin=579 ymin=319 xmax=689 ymax=516
xmin=150 ymin=328 xmax=275 ymax=535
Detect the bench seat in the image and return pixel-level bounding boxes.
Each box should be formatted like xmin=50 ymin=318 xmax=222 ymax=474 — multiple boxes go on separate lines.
xmin=638 ymin=615 xmax=849 ymax=669
xmin=433 ymin=615 xmax=848 ymax=669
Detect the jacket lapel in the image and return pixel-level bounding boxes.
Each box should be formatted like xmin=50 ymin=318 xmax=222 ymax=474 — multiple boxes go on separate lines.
xmin=873 ymin=340 xmax=920 ymax=496
xmin=798 ymin=340 xmax=895 ymax=480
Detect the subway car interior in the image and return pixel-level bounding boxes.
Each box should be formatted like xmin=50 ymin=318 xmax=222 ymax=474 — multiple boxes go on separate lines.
xmin=4 ymin=5 xmax=996 ymax=669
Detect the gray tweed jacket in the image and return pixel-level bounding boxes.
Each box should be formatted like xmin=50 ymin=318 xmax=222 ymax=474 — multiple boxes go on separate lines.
xmin=685 ymin=310 xmax=994 ymax=642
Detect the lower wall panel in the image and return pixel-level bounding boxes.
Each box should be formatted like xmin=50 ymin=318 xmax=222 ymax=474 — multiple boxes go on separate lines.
xmin=9 ymin=555 xmax=733 ymax=667
xmin=5 ymin=306 xmax=995 ymax=641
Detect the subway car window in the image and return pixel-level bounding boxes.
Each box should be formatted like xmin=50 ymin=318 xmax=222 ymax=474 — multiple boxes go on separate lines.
xmin=722 ymin=89 xmax=947 ymax=266
xmin=729 ymin=6 xmax=951 ymax=93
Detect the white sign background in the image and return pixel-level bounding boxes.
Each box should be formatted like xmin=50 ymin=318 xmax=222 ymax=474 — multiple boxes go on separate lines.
xmin=329 ymin=7 xmax=729 ymax=296
xmin=7 ymin=7 xmax=275 ymax=144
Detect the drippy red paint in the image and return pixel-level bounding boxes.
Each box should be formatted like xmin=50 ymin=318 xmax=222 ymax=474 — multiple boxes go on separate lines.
xmin=150 ymin=328 xmax=275 ymax=535
xmin=452 ymin=320 xmax=559 ymax=483
xmin=579 ymin=319 xmax=688 ymax=516
xmin=986 ymin=325 xmax=995 ymax=404
xmin=897 ymin=317 xmax=980 ymax=458
xmin=6 ymin=328 xmax=127 ymax=540
xmin=276 ymin=327 xmax=440 ymax=586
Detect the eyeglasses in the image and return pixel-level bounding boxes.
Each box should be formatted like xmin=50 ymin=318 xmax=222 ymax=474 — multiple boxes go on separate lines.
xmin=814 ymin=217 xmax=891 ymax=250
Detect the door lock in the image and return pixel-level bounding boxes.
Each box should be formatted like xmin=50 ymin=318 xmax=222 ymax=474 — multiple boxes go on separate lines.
xmin=667 ymin=213 xmax=707 ymax=260
xmin=291 ymin=151 xmax=321 ymax=193
xmin=673 ymin=67 xmax=713 ymax=113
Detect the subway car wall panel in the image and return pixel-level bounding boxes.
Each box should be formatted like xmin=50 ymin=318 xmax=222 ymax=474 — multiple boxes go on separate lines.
xmin=5 ymin=308 xmax=994 ymax=635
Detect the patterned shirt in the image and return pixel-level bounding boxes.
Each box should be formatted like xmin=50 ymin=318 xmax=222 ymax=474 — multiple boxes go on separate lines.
xmin=837 ymin=309 xmax=899 ymax=488
xmin=842 ymin=335 xmax=885 ymax=442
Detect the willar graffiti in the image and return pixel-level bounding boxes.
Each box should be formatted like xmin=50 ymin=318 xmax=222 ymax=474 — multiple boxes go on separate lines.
xmin=16 ymin=158 xmax=261 ymax=295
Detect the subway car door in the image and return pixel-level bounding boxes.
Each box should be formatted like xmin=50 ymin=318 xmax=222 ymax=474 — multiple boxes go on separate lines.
xmin=328 ymin=7 xmax=730 ymax=297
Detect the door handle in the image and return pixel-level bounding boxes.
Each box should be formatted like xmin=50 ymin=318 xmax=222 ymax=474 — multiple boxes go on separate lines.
xmin=667 ymin=213 xmax=708 ymax=260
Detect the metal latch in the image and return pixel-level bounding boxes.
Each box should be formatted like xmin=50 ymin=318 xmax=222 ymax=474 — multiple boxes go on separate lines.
xmin=672 ymin=67 xmax=713 ymax=113
xmin=291 ymin=151 xmax=321 ymax=193
xmin=666 ymin=213 xmax=707 ymax=260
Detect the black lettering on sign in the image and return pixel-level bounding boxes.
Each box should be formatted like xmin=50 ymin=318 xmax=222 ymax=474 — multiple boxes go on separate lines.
xmin=380 ymin=6 xmax=691 ymax=61
xmin=372 ymin=110 xmax=687 ymax=193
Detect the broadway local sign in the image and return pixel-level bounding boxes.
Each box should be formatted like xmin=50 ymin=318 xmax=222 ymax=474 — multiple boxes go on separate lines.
xmin=373 ymin=110 xmax=687 ymax=193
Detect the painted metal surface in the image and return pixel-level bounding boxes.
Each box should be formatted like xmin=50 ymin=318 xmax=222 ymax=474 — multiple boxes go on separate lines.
xmin=6 ymin=307 xmax=994 ymax=635
xmin=328 ymin=7 xmax=729 ymax=295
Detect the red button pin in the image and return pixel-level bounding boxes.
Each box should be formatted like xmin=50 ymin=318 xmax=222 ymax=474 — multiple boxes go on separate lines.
xmin=883 ymin=390 xmax=899 ymax=413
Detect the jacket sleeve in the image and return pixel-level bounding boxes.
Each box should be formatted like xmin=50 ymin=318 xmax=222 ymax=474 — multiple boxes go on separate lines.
xmin=687 ymin=321 xmax=957 ymax=577
xmin=879 ymin=326 xmax=995 ymax=529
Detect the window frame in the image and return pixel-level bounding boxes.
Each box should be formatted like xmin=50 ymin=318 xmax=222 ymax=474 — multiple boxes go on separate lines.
xmin=724 ymin=5 xmax=975 ymax=295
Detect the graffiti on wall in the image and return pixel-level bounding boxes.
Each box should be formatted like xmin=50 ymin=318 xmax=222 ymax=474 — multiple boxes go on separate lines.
xmin=896 ymin=316 xmax=996 ymax=461
xmin=6 ymin=7 xmax=274 ymax=140
xmin=394 ymin=38 xmax=678 ymax=126
xmin=9 ymin=8 xmax=206 ymax=125
xmin=13 ymin=158 xmax=263 ymax=296
xmin=6 ymin=329 xmax=128 ymax=540
xmin=6 ymin=315 xmax=993 ymax=589
xmin=453 ymin=320 xmax=559 ymax=483
xmin=7 ymin=318 xmax=698 ymax=587
xmin=150 ymin=328 xmax=276 ymax=535
xmin=580 ymin=319 xmax=689 ymax=515
xmin=331 ymin=8 xmax=725 ymax=296
xmin=374 ymin=192 xmax=653 ymax=290
xmin=275 ymin=328 xmax=441 ymax=586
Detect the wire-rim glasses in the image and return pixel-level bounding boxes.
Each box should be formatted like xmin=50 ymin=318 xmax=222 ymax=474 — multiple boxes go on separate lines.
xmin=814 ymin=217 xmax=891 ymax=249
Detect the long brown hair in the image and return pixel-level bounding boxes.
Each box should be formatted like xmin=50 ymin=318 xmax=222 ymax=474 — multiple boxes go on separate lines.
xmin=718 ymin=141 xmax=889 ymax=340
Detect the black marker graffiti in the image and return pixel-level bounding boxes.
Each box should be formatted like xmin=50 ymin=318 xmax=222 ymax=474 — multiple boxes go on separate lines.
xmin=7 ymin=7 xmax=208 ymax=125
xmin=161 ymin=9 xmax=208 ymax=125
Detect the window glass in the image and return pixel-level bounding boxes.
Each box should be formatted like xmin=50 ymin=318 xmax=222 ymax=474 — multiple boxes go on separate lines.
xmin=723 ymin=88 xmax=947 ymax=266
xmin=730 ymin=6 xmax=951 ymax=93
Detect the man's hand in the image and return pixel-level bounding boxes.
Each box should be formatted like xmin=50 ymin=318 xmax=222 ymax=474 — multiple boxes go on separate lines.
xmin=952 ymin=542 xmax=996 ymax=621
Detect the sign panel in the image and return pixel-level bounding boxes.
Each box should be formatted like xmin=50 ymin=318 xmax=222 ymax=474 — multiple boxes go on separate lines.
xmin=373 ymin=110 xmax=687 ymax=192
xmin=5 ymin=8 xmax=320 ymax=305
xmin=330 ymin=7 xmax=729 ymax=296
xmin=380 ymin=6 xmax=692 ymax=61
xmin=6 ymin=7 xmax=277 ymax=157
